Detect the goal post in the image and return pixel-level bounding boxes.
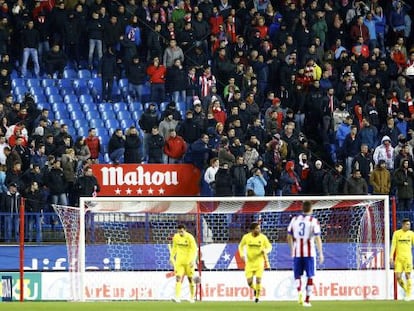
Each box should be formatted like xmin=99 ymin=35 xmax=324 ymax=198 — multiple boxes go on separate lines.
xmin=54 ymin=195 xmax=391 ymax=301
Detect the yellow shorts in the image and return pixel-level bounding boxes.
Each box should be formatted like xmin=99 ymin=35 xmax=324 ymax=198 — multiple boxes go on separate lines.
xmin=175 ymin=263 xmax=194 ymax=278
xmin=394 ymin=257 xmax=413 ymax=273
xmin=245 ymin=267 xmax=264 ymax=279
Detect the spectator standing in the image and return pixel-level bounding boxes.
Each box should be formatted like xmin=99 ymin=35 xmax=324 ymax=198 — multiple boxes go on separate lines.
xmin=164 ymin=128 xmax=187 ymax=164
xmin=1 ymin=182 xmax=21 ymax=242
xmin=166 ymin=58 xmax=187 ymax=104
xmin=20 ymin=20 xmax=40 ymax=78
xmin=108 ymin=129 xmax=126 ymax=164
xmin=45 ymin=159 xmax=68 ymax=214
xmin=344 ymin=169 xmax=368 ymax=195
xmin=214 ymin=163 xmax=233 ymax=196
xmin=147 ymin=56 xmax=167 ymax=104
xmin=43 ymin=44 xmax=67 ymax=78
xmin=100 ymin=46 xmax=118 ymax=102
xmin=125 ymin=55 xmax=147 ymax=102
xmin=393 ymin=159 xmax=414 ymax=211
xmin=84 ymin=128 xmax=101 ymax=163
xmin=87 ymin=11 xmax=104 ymax=70
xmin=280 ymin=160 xmax=301 ymax=195
xmin=139 ymin=103 xmax=159 ymax=162
xmin=322 ymin=162 xmax=345 ymax=195
xmin=163 ymin=39 xmax=184 ymax=68
xmin=246 ymin=167 xmax=267 ymax=196
xmin=231 ymin=155 xmax=249 ymax=196
xmin=370 ymin=160 xmax=391 ymax=195
xmin=373 ymin=135 xmax=395 ymax=171
xmin=61 ymin=148 xmax=77 ymax=205
xmin=75 ymin=166 xmax=100 ymax=198
xmin=23 ymin=181 xmax=43 ymax=242
xmin=147 ymin=126 xmax=164 ymax=163
xmin=124 ymin=125 xmax=142 ymax=163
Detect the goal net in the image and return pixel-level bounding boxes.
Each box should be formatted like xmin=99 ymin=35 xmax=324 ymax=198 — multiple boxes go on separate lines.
xmin=54 ymin=195 xmax=390 ymax=301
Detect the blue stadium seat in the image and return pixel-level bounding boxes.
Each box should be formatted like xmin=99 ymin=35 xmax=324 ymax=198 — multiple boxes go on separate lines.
xmin=48 ymin=94 xmax=63 ymax=103
xmin=144 ymin=102 xmax=157 ymax=110
xmin=113 ymin=102 xmax=127 ymax=112
xmin=177 ymin=102 xmax=186 ymax=112
xmin=63 ymin=68 xmax=77 ymax=79
xmin=54 ymin=110 xmax=70 ymax=119
xmin=66 ymin=103 xmax=82 ymax=113
xmin=99 ymin=135 xmax=109 ymax=146
xmin=13 ymin=86 xmax=29 ymax=96
xmin=11 ymin=78 xmax=25 ymax=88
xmin=88 ymin=78 xmax=102 ymax=101
xmin=64 ymin=94 xmax=78 ymax=104
xmin=73 ymin=119 xmax=84 ymax=129
xmin=26 ymin=78 xmax=41 ymax=88
xmin=94 ymin=127 xmax=107 ymax=137
xmin=45 ymin=86 xmax=60 ymax=96
xmin=42 ymin=79 xmax=56 ymax=88
xmin=33 ymin=94 xmax=47 ymax=103
xmin=100 ymin=110 xmax=116 ymax=120
xmin=116 ymin=110 xmax=131 ymax=121
xmin=118 ymin=78 xmax=128 ymax=99
xmin=98 ymin=103 xmax=113 ymax=113
xmin=89 ymin=119 xmax=105 ymax=128
xmin=60 ymin=87 xmax=75 ymax=97
xmin=73 ymin=78 xmax=89 ymax=96
xmin=131 ymin=110 xmax=142 ymax=120
xmin=70 ymin=110 xmax=85 ymax=120
xmin=159 ymin=101 xmax=170 ymax=111
xmin=51 ymin=102 xmax=65 ymax=112
xmin=128 ymin=101 xmax=143 ymax=112
xmin=78 ymin=69 xmax=92 ymax=79
xmin=37 ymin=102 xmax=51 ymax=110
xmin=85 ymin=110 xmax=100 ymax=120
xmin=29 ymin=86 xmax=44 ymax=96
xmin=76 ymin=127 xmax=88 ymax=137
xmin=82 ymin=102 xmax=98 ymax=112
xmin=105 ymin=118 xmax=120 ymax=129
xmin=79 ymin=94 xmax=94 ymax=105
xmin=120 ymin=119 xmax=134 ymax=129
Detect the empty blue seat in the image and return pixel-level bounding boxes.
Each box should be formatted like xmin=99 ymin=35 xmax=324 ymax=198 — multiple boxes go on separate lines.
xmin=113 ymin=102 xmax=127 ymax=112
xmin=128 ymin=101 xmax=143 ymax=112
xmin=12 ymin=78 xmax=25 ymax=88
xmin=89 ymin=119 xmax=105 ymax=128
xmin=51 ymin=102 xmax=65 ymax=112
xmin=120 ymin=119 xmax=134 ymax=129
xmin=42 ymin=79 xmax=56 ymax=88
xmin=29 ymin=86 xmax=44 ymax=96
xmin=82 ymin=103 xmax=98 ymax=113
xmin=85 ymin=110 xmax=100 ymax=120
xmin=64 ymin=94 xmax=78 ymax=104
xmin=105 ymin=118 xmax=120 ymax=129
xmin=78 ymin=69 xmax=92 ymax=79
xmin=70 ymin=110 xmax=85 ymax=120
xmin=26 ymin=78 xmax=41 ymax=88
xmin=131 ymin=110 xmax=142 ymax=120
xmin=73 ymin=78 xmax=89 ymax=96
xmin=54 ymin=110 xmax=70 ymax=119
xmin=76 ymin=127 xmax=88 ymax=137
xmin=48 ymin=94 xmax=63 ymax=103
xmin=116 ymin=110 xmax=131 ymax=121
xmin=66 ymin=103 xmax=82 ymax=113
xmin=37 ymin=102 xmax=51 ymax=110
xmin=88 ymin=78 xmax=102 ymax=101
xmin=33 ymin=94 xmax=47 ymax=103
xmin=73 ymin=119 xmax=88 ymax=129
xmin=79 ymin=94 xmax=94 ymax=105
xmin=60 ymin=87 xmax=75 ymax=97
xmin=63 ymin=68 xmax=77 ymax=79
xmin=177 ymin=101 xmax=186 ymax=112
xmin=94 ymin=127 xmax=107 ymax=137
xmin=98 ymin=103 xmax=113 ymax=113
xmin=13 ymin=86 xmax=29 ymax=96
xmin=45 ymin=86 xmax=60 ymax=96
xmin=100 ymin=110 xmax=116 ymax=119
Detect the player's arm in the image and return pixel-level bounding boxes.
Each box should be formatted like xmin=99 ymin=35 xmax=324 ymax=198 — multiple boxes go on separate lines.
xmin=390 ymin=232 xmax=397 ymax=265
xmin=315 ymin=235 xmax=324 ymax=264
xmin=262 ymin=235 xmax=272 ymax=269
xmin=170 ymin=235 xmax=177 ymax=266
xmin=189 ymin=234 xmax=198 ymax=266
xmin=238 ymin=235 xmax=247 ymax=262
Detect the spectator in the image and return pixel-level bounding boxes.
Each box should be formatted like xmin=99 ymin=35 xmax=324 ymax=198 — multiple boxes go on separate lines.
xmin=163 ymin=39 xmax=184 ymax=68
xmin=61 ymin=148 xmax=77 ymax=205
xmin=246 ymin=167 xmax=267 ymax=196
xmin=322 ymin=162 xmax=345 ymax=195
xmin=373 ymin=135 xmax=395 ymax=171
xmin=166 ymin=58 xmax=187 ymax=104
xmin=20 ymin=20 xmax=40 ymax=78
xmin=351 ymin=144 xmax=374 ymax=185
xmin=0 ymin=182 xmax=21 ymax=242
xmin=43 ymin=44 xmax=67 ymax=78
xmin=23 ymin=181 xmax=43 ymax=242
xmin=84 ymin=128 xmax=101 ymax=164
xmin=108 ymin=128 xmax=125 ymax=164
xmin=100 ymin=46 xmax=118 ymax=102
xmin=147 ymin=126 xmax=164 ymax=163
xmin=124 ymin=125 xmax=142 ymax=163
xmin=280 ymin=160 xmax=301 ymax=195
xmin=163 ymin=128 xmax=187 ymax=164
xmin=73 ymin=137 xmax=91 ymax=172
xmin=87 ymin=11 xmax=104 ymax=70
xmin=158 ymin=112 xmax=178 ymax=141
xmin=214 ymin=163 xmax=233 ymax=196
xmin=370 ymin=159 xmax=391 ymax=195
xmin=187 ymin=133 xmax=211 ymax=170
xmin=125 ymin=55 xmax=147 ymax=102
xmin=393 ymin=159 xmax=414 ymax=211
xmin=147 ymin=56 xmax=167 ymax=104
xmin=45 ymin=159 xmax=68 ymax=215
xmin=344 ymin=169 xmax=369 ymax=195
xmin=75 ymin=166 xmax=100 ymax=198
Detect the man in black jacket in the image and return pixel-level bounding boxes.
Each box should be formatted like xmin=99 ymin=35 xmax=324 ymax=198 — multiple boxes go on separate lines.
xmin=125 ymin=55 xmax=146 ymax=102
xmin=1 ymin=183 xmax=21 ymax=242
xmin=21 ymin=20 xmax=40 ymax=77
xmin=76 ymin=166 xmax=100 ymax=199
xmin=44 ymin=44 xmax=67 ymax=78
xmin=24 ymin=181 xmax=44 ymax=242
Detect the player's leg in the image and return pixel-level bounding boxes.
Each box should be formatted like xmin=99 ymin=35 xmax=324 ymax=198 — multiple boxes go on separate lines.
xmin=255 ymin=268 xmax=265 ymax=303
xmin=186 ymin=265 xmax=196 ymax=302
xmin=173 ymin=264 xmax=185 ymax=302
xmin=293 ymin=257 xmax=304 ymax=305
xmin=245 ymin=269 xmax=255 ymax=293
xmin=395 ymin=258 xmax=406 ymax=293
xmin=404 ymin=264 xmax=412 ymax=301
xmin=303 ymin=257 xmax=316 ymax=307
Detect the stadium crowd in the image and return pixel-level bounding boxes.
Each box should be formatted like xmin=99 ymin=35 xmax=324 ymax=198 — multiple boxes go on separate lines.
xmin=0 ymin=0 xmax=414 ymax=242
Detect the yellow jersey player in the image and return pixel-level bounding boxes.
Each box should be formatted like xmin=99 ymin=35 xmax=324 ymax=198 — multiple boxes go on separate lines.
xmin=390 ymin=218 xmax=414 ymax=301
xmin=238 ymin=222 xmax=272 ymax=303
xmin=170 ymin=224 xmax=198 ymax=303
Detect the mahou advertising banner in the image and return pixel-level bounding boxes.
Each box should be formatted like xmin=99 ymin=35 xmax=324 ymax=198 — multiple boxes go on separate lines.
xmin=91 ymin=164 xmax=201 ymax=196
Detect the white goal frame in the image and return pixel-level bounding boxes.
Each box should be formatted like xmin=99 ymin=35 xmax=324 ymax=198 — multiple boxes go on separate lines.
xmin=73 ymin=195 xmax=391 ymax=301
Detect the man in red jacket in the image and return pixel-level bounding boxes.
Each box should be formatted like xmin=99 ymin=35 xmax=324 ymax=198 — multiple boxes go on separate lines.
xmin=146 ymin=56 xmax=167 ymax=104
xmin=163 ymin=128 xmax=187 ymax=163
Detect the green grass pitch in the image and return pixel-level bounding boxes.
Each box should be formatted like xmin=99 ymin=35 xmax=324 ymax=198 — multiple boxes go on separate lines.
xmin=2 ymin=301 xmax=412 ymax=311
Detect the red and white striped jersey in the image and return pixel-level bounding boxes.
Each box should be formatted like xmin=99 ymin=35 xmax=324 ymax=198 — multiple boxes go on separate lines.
xmin=287 ymin=214 xmax=321 ymax=258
